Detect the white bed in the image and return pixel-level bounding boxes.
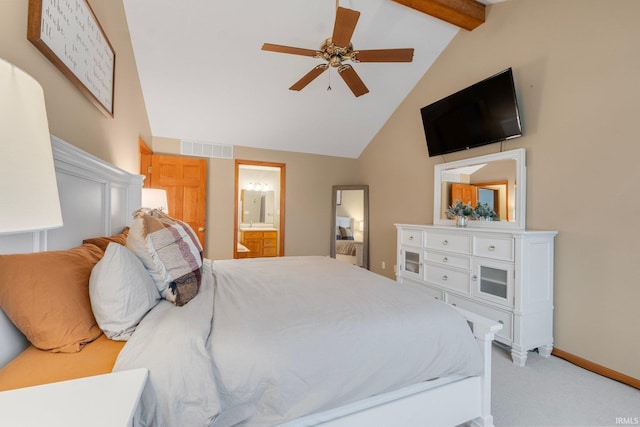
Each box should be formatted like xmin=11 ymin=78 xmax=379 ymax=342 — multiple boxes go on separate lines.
xmin=0 ymin=136 xmax=502 ymax=427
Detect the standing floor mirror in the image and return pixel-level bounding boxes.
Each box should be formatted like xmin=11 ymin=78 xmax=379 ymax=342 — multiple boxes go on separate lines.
xmin=331 ymin=185 xmax=369 ymax=269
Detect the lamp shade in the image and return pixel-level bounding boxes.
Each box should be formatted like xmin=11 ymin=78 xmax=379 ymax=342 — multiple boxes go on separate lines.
xmin=0 ymin=58 xmax=62 ymax=234
xmin=141 ymin=188 xmax=169 ymax=214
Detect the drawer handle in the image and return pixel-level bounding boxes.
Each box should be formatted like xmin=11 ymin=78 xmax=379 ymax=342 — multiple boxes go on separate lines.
xmin=442 ymin=275 xmax=448 ymax=281
xmin=451 ymin=303 xmax=457 ymax=307
xmin=488 ymin=245 xmax=496 ymax=251
xmin=409 ymin=235 xmax=414 ymax=240
xmin=472 ymin=275 xmax=478 ymax=281
xmin=442 ymin=240 xmax=449 ymax=246
xmin=442 ymin=257 xmax=448 ymax=263
xmin=498 ymin=320 xmax=504 ymax=325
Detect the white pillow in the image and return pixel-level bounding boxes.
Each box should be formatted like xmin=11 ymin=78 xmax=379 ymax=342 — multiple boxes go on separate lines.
xmin=89 ymin=243 xmax=161 ymax=341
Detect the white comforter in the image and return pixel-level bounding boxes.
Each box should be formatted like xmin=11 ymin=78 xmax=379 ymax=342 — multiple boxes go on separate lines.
xmin=114 ymin=256 xmax=482 ymax=427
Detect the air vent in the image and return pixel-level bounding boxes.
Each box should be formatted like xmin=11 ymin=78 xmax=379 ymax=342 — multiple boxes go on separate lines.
xmin=180 ymin=140 xmax=233 ymax=159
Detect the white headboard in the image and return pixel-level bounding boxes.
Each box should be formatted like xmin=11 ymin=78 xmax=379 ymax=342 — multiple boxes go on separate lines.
xmin=0 ymin=135 xmax=143 ymax=367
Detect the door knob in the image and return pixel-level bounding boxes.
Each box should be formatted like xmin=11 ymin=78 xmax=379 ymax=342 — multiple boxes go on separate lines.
xmin=198 ymin=227 xmax=205 ymax=232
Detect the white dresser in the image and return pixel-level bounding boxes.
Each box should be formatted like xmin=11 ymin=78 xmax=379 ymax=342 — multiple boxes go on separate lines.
xmin=396 ymin=224 xmax=557 ymax=366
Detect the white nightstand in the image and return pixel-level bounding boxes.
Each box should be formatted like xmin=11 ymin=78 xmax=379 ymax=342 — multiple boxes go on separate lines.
xmin=0 ymin=368 xmax=148 ymax=427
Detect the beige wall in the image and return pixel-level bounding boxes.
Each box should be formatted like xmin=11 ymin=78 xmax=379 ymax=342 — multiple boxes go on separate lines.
xmin=152 ymin=137 xmax=359 ymax=260
xmin=0 ymin=0 xmax=151 ymax=173
xmin=359 ymin=0 xmax=640 ymax=379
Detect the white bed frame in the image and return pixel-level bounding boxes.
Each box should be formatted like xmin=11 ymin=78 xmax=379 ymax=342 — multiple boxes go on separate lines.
xmin=0 ymin=135 xmax=143 ymax=367
xmin=0 ymin=137 xmax=501 ymax=427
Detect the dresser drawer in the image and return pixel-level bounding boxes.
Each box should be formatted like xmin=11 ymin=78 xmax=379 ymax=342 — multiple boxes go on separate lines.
xmin=400 ymin=228 xmax=424 ymax=247
xmin=425 ymin=233 xmax=470 ymax=255
xmin=262 ymin=247 xmax=278 ymax=256
xmin=447 ymin=294 xmax=513 ymax=343
xmin=425 ymin=265 xmax=469 ymax=294
xmin=263 ymin=238 xmax=277 ymax=248
xmin=403 ymin=278 xmax=444 ymax=301
xmin=263 ymin=231 xmax=278 ymax=239
xmin=241 ymin=231 xmax=262 ymax=239
xmin=425 ymin=250 xmax=470 ymax=270
xmin=421 ymin=284 xmax=444 ymax=301
xmin=473 ymin=236 xmax=513 ymax=261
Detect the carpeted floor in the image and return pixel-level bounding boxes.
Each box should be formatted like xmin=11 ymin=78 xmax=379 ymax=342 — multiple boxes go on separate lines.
xmin=489 ymin=343 xmax=639 ymax=427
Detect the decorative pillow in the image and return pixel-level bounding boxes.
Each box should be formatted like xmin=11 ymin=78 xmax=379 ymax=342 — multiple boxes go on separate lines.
xmin=339 ymin=226 xmax=355 ymax=240
xmin=0 ymin=244 xmax=104 ymax=353
xmin=82 ymin=227 xmax=130 ymax=252
xmin=126 ymin=209 xmax=203 ymax=306
xmin=89 ymin=243 xmax=161 ymax=341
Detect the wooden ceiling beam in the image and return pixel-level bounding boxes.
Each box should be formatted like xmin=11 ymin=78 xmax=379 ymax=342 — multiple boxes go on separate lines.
xmin=392 ymin=0 xmax=486 ymax=31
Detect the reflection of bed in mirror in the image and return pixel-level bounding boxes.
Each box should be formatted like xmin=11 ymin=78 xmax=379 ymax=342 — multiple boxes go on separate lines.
xmin=335 ymin=216 xmax=363 ymax=267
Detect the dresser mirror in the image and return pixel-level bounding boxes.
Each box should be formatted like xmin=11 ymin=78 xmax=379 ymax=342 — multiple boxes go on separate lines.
xmin=434 ymin=148 xmax=526 ymax=229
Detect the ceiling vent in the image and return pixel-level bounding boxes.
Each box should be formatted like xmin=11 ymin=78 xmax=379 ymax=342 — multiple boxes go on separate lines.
xmin=181 ymin=140 xmax=233 ymax=159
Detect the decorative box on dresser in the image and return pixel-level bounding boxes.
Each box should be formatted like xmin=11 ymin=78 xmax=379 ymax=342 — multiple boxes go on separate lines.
xmin=396 ymin=224 xmax=557 ymax=366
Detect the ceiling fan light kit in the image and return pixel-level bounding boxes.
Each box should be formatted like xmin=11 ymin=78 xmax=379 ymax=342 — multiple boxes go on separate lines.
xmin=262 ymin=6 xmax=414 ymax=97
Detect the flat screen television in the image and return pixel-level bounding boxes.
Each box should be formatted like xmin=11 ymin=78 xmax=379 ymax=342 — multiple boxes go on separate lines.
xmin=421 ymin=68 xmax=522 ymax=157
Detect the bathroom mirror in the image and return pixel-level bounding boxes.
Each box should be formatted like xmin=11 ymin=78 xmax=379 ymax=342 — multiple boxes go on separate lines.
xmin=241 ymin=190 xmax=275 ymax=224
xmin=434 ymin=148 xmax=526 ymax=229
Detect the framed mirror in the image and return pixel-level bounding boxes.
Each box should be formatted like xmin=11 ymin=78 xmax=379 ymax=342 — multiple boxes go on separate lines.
xmin=434 ymin=148 xmax=526 ymax=229
xmin=331 ymin=185 xmax=369 ymax=269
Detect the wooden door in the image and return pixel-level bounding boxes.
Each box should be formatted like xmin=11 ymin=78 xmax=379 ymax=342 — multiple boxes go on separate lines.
xmin=138 ymin=138 xmax=152 ymax=188
xmin=150 ymin=154 xmax=207 ymax=249
xmin=451 ymin=183 xmax=477 ymax=207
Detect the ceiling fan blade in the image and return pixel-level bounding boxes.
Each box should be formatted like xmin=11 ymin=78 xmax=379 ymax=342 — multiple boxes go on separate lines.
xmin=338 ymin=64 xmax=369 ymax=97
xmin=331 ymin=7 xmax=360 ymax=47
xmin=353 ymin=48 xmax=414 ymax=63
xmin=289 ymin=64 xmax=329 ymax=91
xmin=262 ymin=43 xmax=319 ymax=58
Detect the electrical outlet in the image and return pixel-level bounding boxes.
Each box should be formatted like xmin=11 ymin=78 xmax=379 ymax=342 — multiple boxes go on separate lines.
xmin=381 ymin=261 xmax=386 ymax=270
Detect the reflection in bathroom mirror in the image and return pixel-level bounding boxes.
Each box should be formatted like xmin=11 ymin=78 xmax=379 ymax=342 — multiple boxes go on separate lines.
xmin=241 ymin=190 xmax=274 ymax=224
xmin=434 ymin=148 xmax=526 ymax=229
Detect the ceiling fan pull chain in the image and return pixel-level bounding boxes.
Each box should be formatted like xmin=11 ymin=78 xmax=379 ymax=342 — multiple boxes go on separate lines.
xmin=327 ymin=69 xmax=332 ymax=91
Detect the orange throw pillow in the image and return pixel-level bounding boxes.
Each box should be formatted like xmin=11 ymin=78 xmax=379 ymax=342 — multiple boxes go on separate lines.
xmin=0 ymin=244 xmax=104 ymax=352
xmin=83 ymin=227 xmax=129 ymax=252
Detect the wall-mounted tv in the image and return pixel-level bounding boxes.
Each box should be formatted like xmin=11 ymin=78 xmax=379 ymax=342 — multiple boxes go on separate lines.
xmin=421 ymin=68 xmax=522 ymax=157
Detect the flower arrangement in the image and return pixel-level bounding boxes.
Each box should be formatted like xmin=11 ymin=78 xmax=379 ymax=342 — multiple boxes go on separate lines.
xmin=446 ymin=200 xmax=499 ymax=222
xmin=472 ymin=202 xmax=499 ymax=221
xmin=446 ymin=200 xmax=473 ymax=218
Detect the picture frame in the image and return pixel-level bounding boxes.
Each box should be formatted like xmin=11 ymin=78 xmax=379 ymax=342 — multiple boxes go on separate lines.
xmin=27 ymin=0 xmax=115 ymax=117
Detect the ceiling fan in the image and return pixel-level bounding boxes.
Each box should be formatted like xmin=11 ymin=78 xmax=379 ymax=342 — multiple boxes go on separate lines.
xmin=262 ymin=6 xmax=414 ymax=97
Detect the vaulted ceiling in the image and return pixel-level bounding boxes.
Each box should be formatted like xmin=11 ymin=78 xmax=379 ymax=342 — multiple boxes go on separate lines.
xmin=124 ymin=0 xmax=499 ymax=158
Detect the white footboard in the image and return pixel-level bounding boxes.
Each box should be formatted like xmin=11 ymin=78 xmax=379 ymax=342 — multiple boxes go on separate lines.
xmin=279 ymin=307 xmax=502 ymax=427
xmin=454 ymin=306 xmax=503 ymax=427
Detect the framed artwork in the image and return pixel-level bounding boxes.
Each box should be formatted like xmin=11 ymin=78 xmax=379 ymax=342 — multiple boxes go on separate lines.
xmin=27 ymin=0 xmax=115 ymax=117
